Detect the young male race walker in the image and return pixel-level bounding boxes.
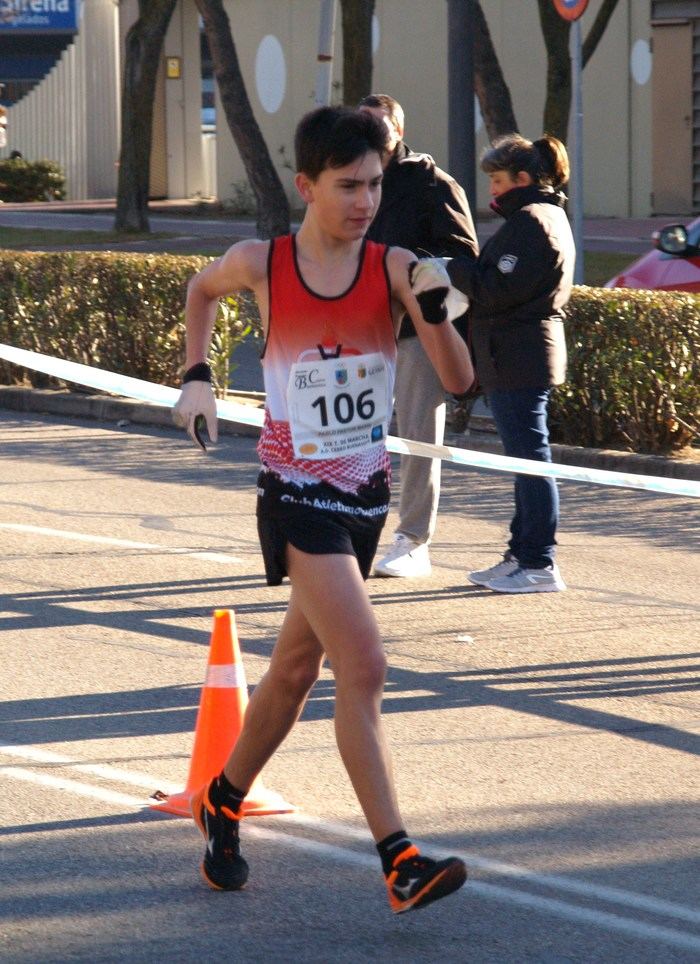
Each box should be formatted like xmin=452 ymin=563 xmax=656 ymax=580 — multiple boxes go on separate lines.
xmin=173 ymin=106 xmax=474 ymax=914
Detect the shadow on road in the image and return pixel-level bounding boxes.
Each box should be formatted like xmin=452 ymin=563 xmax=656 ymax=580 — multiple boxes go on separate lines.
xmin=1 ymin=569 xmax=697 ymax=757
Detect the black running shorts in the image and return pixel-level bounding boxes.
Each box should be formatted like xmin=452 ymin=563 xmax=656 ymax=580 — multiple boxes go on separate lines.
xmin=256 ymin=470 xmax=389 ymax=585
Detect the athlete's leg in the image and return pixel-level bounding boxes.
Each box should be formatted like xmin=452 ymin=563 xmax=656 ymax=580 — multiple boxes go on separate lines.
xmin=285 ymin=545 xmax=402 ymax=841
xmin=192 ymin=592 xmax=325 ymax=891
xmin=199 ymin=545 xmax=467 ymax=910
xmin=222 ymin=593 xmax=325 ymax=790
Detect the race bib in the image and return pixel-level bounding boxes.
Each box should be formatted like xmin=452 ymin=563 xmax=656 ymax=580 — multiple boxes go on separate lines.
xmin=287 ymin=352 xmax=390 ymax=459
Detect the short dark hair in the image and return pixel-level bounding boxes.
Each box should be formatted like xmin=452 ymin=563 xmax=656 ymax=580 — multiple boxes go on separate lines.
xmin=294 ymin=106 xmax=388 ymax=181
xmin=358 ymin=93 xmax=404 ymax=131
xmin=481 ymin=133 xmax=570 ymax=189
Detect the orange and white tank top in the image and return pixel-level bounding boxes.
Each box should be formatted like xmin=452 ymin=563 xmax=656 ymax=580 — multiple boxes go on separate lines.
xmin=257 ymin=234 xmax=397 ymax=495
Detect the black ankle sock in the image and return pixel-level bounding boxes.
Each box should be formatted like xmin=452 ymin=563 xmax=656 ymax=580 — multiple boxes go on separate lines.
xmin=377 ymin=829 xmax=413 ymax=875
xmin=208 ymin=770 xmax=246 ymax=813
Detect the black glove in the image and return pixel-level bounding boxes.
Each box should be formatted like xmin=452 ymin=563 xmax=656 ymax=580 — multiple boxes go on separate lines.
xmin=409 ymin=258 xmax=469 ymax=324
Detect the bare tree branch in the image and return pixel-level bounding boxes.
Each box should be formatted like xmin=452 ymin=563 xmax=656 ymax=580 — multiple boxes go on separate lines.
xmin=582 ymin=0 xmax=622 ymax=67
xmin=474 ymin=0 xmax=519 ymax=138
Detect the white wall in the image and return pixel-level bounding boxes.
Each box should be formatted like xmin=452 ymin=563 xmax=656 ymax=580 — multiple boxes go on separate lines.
xmin=212 ymin=0 xmax=652 ymax=218
xmin=0 ymin=0 xmax=654 ymax=213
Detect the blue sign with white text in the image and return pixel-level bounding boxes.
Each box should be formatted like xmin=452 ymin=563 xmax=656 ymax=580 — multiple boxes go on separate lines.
xmin=0 ymin=0 xmax=80 ymax=34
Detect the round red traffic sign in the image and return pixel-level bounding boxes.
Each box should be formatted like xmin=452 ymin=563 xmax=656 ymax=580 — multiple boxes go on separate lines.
xmin=553 ymin=0 xmax=590 ymax=20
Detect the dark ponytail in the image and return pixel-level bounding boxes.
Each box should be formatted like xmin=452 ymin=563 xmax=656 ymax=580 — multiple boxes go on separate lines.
xmin=481 ymin=133 xmax=569 ymax=189
xmin=533 ymin=135 xmax=569 ymax=188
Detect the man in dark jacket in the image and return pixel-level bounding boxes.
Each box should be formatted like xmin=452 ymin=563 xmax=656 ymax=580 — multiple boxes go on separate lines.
xmin=360 ymin=94 xmax=479 ymax=578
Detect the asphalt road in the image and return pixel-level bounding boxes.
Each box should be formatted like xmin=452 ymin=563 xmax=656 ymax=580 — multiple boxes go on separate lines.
xmin=1 ymin=409 xmax=699 ymax=963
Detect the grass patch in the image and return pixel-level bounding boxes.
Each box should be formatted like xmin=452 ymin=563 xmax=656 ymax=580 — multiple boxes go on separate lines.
xmin=582 ymin=250 xmax=636 ymax=287
xmin=0 ymin=226 xmax=174 ymax=248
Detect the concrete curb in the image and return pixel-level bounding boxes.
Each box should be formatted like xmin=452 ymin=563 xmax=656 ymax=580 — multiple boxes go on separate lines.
xmin=2 ymin=386 xmax=699 ymax=482
xmin=0 ymin=386 xmax=263 ymax=438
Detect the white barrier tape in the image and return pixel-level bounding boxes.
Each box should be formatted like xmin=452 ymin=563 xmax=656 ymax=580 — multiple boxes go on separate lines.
xmin=2 ymin=344 xmax=699 ymax=500
xmin=205 ymin=663 xmax=247 ymax=689
xmin=388 ymin=436 xmax=700 ymax=499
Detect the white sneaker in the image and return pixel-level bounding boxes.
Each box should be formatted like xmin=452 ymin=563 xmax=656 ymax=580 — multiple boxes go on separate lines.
xmin=468 ymin=553 xmax=519 ymax=587
xmin=486 ymin=563 xmax=566 ymax=594
xmin=373 ymin=534 xmax=432 ymax=578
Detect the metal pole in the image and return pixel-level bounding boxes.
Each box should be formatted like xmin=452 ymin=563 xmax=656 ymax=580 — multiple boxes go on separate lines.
xmin=447 ymin=0 xmax=476 ymax=212
xmin=315 ymin=0 xmax=337 ymax=107
xmin=571 ymin=18 xmax=585 ymax=284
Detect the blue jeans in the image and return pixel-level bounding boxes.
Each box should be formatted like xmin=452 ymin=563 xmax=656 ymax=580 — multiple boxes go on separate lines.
xmin=487 ymin=388 xmax=558 ymax=568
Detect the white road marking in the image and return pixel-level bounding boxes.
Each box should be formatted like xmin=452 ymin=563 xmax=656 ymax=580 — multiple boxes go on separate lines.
xmin=1 ymin=767 xmax=147 ymax=808
xmin=0 ymin=744 xmax=181 ymax=794
xmin=246 ymin=825 xmax=700 ymax=954
xmin=284 ymin=811 xmax=700 ymax=926
xmin=0 ymin=522 xmax=242 ymax=564
xmin=2 ymin=744 xmax=699 ymax=950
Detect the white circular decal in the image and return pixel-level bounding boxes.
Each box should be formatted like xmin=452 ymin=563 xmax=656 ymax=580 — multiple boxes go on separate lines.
xmin=372 ymin=14 xmax=380 ymax=54
xmin=630 ymin=39 xmax=651 ymax=86
xmin=255 ymin=35 xmax=286 ymax=114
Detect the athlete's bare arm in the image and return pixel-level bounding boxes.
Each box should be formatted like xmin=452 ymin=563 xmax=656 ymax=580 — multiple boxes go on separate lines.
xmin=184 ymin=239 xmax=270 ymax=369
xmin=386 ymin=247 xmax=475 ymax=396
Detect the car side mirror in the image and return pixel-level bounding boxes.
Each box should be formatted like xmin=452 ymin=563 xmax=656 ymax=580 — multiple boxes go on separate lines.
xmin=654 ymin=224 xmax=690 ymax=255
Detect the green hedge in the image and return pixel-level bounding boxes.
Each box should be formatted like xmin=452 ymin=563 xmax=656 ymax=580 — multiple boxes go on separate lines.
xmin=0 ymin=252 xmax=697 ymax=454
xmin=0 ymin=158 xmax=66 ymax=202
xmin=550 ymin=286 xmax=700 ymax=453
xmin=0 ymin=251 xmax=256 ymax=396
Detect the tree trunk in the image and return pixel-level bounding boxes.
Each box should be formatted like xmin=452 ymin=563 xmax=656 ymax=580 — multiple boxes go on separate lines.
xmin=339 ymin=0 xmax=375 ymax=105
xmin=537 ymin=0 xmax=621 ymax=144
xmin=473 ymin=1 xmax=519 ymax=139
xmin=537 ymin=0 xmax=571 ymax=143
xmin=195 ymin=0 xmax=290 ymax=238
xmin=114 ymin=0 xmax=177 ymax=233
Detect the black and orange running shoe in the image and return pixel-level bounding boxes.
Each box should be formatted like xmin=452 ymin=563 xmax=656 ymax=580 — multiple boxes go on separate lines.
xmin=385 ymin=844 xmax=467 ymax=914
xmin=191 ymin=783 xmax=249 ymax=891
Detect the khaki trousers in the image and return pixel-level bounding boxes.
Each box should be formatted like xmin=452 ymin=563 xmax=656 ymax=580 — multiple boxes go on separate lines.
xmin=393 ymin=335 xmax=446 ymax=545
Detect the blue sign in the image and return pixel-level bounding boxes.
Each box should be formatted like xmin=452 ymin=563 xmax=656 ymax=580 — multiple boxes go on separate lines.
xmin=0 ymin=0 xmax=80 ymax=34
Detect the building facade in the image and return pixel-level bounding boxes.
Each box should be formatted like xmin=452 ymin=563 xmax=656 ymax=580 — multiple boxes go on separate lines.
xmin=0 ymin=0 xmax=120 ymax=199
xmin=0 ymin=1 xmax=696 ymax=218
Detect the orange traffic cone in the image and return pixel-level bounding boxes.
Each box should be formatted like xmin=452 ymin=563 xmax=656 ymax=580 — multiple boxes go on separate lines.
xmin=150 ymin=608 xmax=295 ymax=818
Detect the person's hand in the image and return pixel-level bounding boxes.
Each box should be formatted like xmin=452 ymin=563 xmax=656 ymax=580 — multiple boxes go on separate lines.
xmin=172 ymin=363 xmax=218 ymax=452
xmin=409 ymin=258 xmax=469 ymax=324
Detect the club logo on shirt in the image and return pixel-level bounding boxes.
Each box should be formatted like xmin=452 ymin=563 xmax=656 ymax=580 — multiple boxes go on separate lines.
xmin=335 ymin=366 xmax=348 ymax=386
xmin=294 ymin=367 xmax=324 ymax=389
xmin=497 ymin=254 xmax=518 ymax=274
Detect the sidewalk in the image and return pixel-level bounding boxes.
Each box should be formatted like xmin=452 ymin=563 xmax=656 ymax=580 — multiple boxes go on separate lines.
xmin=1 ymin=384 xmax=698 ymax=482
xmin=0 ymin=197 xmax=683 ymax=253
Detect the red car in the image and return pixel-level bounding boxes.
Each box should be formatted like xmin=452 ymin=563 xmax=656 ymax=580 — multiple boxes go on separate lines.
xmin=605 ymin=219 xmax=700 ymax=292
